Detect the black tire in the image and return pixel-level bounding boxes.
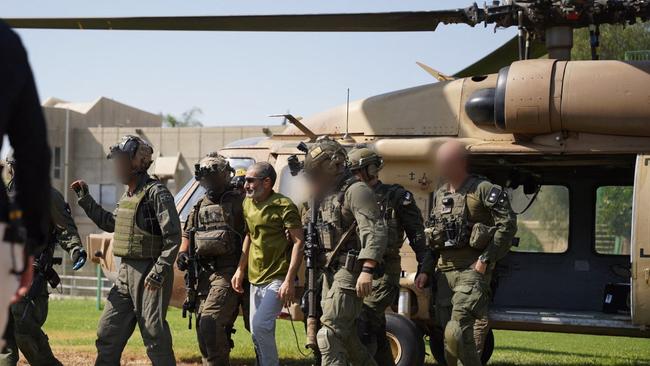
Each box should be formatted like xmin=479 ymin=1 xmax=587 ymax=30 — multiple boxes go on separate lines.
xmin=428 ymin=327 xmax=495 ymax=365
xmin=385 ymin=313 xmax=425 ymax=366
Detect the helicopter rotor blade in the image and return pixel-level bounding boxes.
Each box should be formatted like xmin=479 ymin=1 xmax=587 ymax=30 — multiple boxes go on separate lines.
xmin=453 ymin=36 xmax=547 ymax=77
xmin=4 ymin=10 xmax=477 ymax=32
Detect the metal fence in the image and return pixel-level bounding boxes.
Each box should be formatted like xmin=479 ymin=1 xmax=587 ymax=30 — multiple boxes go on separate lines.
xmin=56 ymin=274 xmax=112 ymax=297
xmin=624 ymin=50 xmax=650 ymax=61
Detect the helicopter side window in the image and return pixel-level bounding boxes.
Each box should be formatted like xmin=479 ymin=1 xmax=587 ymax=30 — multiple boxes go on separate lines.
xmin=510 ymin=185 xmax=569 ymax=254
xmin=594 ymin=186 xmax=633 ymax=255
xmin=178 ymin=184 xmax=207 ymax=224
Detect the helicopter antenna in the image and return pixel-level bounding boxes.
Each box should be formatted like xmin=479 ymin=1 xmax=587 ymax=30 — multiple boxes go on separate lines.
xmin=341 ymin=88 xmax=354 ymax=143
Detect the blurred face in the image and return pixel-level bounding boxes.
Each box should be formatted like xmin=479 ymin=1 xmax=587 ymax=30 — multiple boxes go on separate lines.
xmin=435 ymin=141 xmax=468 ymax=183
xmin=244 ymin=167 xmax=272 ymax=201
xmin=112 ymin=153 xmax=134 ymax=185
xmin=200 ymin=173 xmax=226 ymax=193
xmin=305 ymin=166 xmax=340 ymax=198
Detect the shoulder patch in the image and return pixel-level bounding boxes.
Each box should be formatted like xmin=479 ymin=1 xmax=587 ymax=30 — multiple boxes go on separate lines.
xmin=401 ymin=191 xmax=414 ymax=206
xmin=486 ymin=185 xmax=502 ymax=204
xmin=152 ymin=184 xmax=174 ymax=204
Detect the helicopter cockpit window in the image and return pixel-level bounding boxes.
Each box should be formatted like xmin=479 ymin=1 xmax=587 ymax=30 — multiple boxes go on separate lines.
xmin=594 ymin=186 xmax=633 ymax=255
xmin=228 ymin=157 xmax=256 ymax=175
xmin=278 ymin=165 xmax=308 ymax=208
xmin=510 ymin=185 xmax=569 ymax=253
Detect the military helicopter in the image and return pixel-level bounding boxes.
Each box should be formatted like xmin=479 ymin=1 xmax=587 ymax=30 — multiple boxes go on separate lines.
xmin=7 ymin=1 xmax=650 ymax=364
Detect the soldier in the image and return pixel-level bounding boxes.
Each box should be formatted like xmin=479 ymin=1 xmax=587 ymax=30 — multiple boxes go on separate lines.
xmin=0 ymin=156 xmax=87 ymax=366
xmin=425 ymin=141 xmax=517 ymax=366
xmin=70 ymin=135 xmax=180 ymax=366
xmin=0 ymin=21 xmax=52 ymax=348
xmin=176 ymin=153 xmax=245 ymax=366
xmin=347 ymin=146 xmax=435 ymax=366
xmin=303 ymin=136 xmax=387 ymax=366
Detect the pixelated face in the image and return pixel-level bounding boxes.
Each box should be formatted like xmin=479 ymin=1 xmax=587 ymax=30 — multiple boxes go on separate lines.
xmin=112 ymin=153 xmax=133 ymax=185
xmin=435 ymin=142 xmax=467 ymax=182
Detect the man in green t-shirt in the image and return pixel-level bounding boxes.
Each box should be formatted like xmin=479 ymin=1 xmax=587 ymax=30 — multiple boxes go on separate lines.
xmin=232 ymin=162 xmax=304 ymax=366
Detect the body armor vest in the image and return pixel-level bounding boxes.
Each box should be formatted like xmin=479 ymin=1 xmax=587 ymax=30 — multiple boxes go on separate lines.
xmin=427 ymin=178 xmax=477 ymax=250
xmin=427 ymin=176 xmax=497 ymax=252
xmin=193 ymin=193 xmax=239 ymax=258
xmin=317 ymin=177 xmax=359 ymax=254
xmin=113 ymin=181 xmax=163 ymax=258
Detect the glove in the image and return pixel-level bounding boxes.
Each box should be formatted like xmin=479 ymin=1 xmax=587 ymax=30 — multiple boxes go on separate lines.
xmin=70 ymin=180 xmax=89 ymax=199
xmin=144 ymin=271 xmax=164 ymax=291
xmin=356 ymin=271 xmax=373 ymax=298
xmin=176 ymin=252 xmax=190 ymax=271
xmin=71 ymin=248 xmax=87 ymax=271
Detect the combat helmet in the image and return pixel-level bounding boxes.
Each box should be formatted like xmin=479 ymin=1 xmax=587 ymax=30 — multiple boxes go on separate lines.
xmin=195 ymin=152 xmax=235 ymax=182
xmin=304 ymin=136 xmax=348 ymax=176
xmin=348 ymin=145 xmax=384 ymax=177
xmin=107 ymin=135 xmax=154 ymax=173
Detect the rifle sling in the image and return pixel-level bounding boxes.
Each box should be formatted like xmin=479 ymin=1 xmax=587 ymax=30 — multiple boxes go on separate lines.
xmin=324 ymin=222 xmax=357 ymax=269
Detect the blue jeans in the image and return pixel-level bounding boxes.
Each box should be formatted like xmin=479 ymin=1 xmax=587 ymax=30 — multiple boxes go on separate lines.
xmin=249 ymin=279 xmax=283 ymax=366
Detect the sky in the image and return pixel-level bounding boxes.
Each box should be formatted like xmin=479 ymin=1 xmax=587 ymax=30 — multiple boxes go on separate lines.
xmin=3 ymin=1 xmax=517 ymax=126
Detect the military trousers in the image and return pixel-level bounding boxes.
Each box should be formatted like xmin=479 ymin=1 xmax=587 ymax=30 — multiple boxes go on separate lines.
xmin=195 ymin=269 xmax=239 ymax=366
xmin=0 ymin=290 xmax=62 ymax=366
xmin=359 ymin=272 xmax=400 ymax=366
xmin=0 ymin=240 xmax=21 ymax=351
xmin=317 ymin=267 xmax=376 ymax=366
xmin=95 ymin=258 xmax=175 ymax=366
xmin=434 ymin=268 xmax=491 ymax=366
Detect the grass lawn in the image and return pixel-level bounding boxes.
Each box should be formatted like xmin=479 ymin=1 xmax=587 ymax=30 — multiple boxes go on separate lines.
xmin=37 ymin=299 xmax=650 ymax=365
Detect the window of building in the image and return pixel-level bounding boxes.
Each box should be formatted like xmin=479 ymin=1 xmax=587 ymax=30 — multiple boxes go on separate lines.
xmin=510 ymin=185 xmax=570 ymax=253
xmin=88 ymin=183 xmax=117 ymax=212
xmin=53 ymin=147 xmax=62 ymax=179
xmin=595 ymin=186 xmax=633 ymax=255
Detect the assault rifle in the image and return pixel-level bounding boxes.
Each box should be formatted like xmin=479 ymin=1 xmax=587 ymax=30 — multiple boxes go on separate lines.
xmin=288 ymin=141 xmax=321 ymax=354
xmin=182 ymin=226 xmax=199 ymax=330
xmin=304 ymin=197 xmax=320 ymax=353
xmin=22 ymin=241 xmax=62 ymax=320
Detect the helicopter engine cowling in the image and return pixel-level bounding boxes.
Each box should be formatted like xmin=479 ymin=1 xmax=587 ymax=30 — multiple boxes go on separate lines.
xmin=465 ymin=60 xmax=650 ymax=136
xmin=491 ymin=59 xmax=650 ymax=137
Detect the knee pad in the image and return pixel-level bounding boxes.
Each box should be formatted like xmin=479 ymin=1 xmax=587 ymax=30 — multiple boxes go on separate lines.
xmin=316 ymin=326 xmax=333 ymax=353
xmin=444 ymin=320 xmax=463 ymax=358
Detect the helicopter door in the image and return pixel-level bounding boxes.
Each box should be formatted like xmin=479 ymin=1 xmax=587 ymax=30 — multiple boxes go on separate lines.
xmin=631 ymin=154 xmax=650 ymax=326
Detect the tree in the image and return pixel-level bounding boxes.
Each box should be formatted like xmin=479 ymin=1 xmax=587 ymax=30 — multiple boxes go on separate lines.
xmin=571 ymin=21 xmax=650 ymax=60
xmin=163 ymin=107 xmax=204 ymax=127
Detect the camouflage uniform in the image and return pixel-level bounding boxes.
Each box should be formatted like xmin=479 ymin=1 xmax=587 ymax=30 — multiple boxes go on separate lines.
xmin=183 ymin=189 xmax=245 ymax=366
xmin=347 ymin=146 xmax=435 ymax=365
xmin=359 ymin=181 xmax=435 ymax=365
xmin=426 ymin=176 xmax=516 ymax=366
xmin=78 ymin=171 xmax=180 ymax=366
xmin=305 ymin=137 xmax=388 ymax=366
xmin=0 ymin=188 xmax=85 ymax=366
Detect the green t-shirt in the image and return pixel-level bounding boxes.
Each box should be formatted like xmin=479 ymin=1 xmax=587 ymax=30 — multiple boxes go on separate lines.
xmin=243 ymin=191 xmax=302 ymax=285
